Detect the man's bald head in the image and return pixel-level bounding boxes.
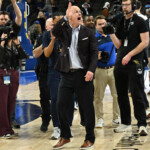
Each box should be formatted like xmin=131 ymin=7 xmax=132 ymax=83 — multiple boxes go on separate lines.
xmin=45 ymin=18 xmax=54 ymax=31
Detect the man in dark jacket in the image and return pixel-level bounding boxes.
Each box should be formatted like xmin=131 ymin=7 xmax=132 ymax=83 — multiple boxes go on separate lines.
xmin=52 ymin=2 xmax=98 ymax=150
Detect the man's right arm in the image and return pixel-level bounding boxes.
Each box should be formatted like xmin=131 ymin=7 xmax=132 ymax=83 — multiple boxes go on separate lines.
xmin=110 ymin=34 xmax=122 ymax=49
xmin=52 ymin=2 xmax=71 ymax=38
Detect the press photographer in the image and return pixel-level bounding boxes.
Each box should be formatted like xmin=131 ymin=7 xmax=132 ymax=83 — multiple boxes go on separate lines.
xmin=95 ymin=15 xmax=115 ymax=64
xmin=94 ymin=15 xmax=120 ymax=128
xmin=0 ymin=0 xmax=28 ymax=139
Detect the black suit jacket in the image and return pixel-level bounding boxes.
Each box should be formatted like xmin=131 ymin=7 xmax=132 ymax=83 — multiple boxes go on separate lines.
xmin=52 ymin=17 xmax=98 ymax=73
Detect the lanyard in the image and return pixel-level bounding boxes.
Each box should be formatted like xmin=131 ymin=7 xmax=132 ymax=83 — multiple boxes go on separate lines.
xmin=124 ymin=15 xmax=133 ymax=34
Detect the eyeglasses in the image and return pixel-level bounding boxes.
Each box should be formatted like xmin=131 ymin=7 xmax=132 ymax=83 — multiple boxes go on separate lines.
xmin=122 ymin=3 xmax=131 ymax=7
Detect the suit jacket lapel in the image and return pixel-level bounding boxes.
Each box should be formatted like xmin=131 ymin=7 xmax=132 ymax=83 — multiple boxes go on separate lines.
xmin=67 ymin=26 xmax=72 ymax=46
xmin=78 ymin=25 xmax=86 ymax=43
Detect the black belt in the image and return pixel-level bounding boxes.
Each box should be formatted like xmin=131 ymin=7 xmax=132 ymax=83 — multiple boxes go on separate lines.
xmin=97 ymin=65 xmax=114 ymax=69
xmin=69 ymin=68 xmax=83 ymax=72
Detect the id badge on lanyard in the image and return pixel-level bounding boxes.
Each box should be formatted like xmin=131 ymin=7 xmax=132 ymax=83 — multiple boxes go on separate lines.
xmin=124 ymin=38 xmax=128 ymax=47
xmin=3 ymin=70 xmax=11 ymax=85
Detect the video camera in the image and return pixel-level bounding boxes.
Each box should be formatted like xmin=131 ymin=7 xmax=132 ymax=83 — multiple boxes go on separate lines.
xmin=102 ymin=0 xmax=123 ymax=34
xmin=0 ymin=20 xmax=17 ymax=41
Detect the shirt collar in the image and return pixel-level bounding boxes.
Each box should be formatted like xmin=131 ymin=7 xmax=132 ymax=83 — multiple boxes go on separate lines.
xmin=70 ymin=25 xmax=81 ymax=31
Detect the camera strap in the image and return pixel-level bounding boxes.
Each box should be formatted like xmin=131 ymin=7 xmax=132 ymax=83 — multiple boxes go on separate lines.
xmin=108 ymin=44 xmax=114 ymax=62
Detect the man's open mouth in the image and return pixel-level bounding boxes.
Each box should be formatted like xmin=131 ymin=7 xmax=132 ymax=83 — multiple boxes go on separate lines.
xmin=77 ymin=17 xmax=81 ymax=20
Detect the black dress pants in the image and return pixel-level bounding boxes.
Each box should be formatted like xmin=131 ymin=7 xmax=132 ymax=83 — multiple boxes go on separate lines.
xmin=57 ymin=70 xmax=95 ymax=143
xmin=39 ymin=72 xmax=51 ymax=118
xmin=114 ymin=64 xmax=147 ymax=127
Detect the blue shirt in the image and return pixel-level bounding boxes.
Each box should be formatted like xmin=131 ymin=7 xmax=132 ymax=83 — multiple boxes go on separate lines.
xmin=95 ymin=31 xmax=116 ymax=67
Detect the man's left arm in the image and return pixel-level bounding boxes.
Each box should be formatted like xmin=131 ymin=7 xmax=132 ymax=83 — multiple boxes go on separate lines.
xmin=85 ymin=31 xmax=98 ymax=82
xmin=122 ymin=32 xmax=149 ymax=66
xmin=11 ymin=0 xmax=22 ymax=26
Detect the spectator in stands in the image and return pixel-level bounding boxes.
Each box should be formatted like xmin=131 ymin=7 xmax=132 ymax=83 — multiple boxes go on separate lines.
xmin=81 ymin=2 xmax=92 ymax=16
xmin=102 ymin=2 xmax=110 ymax=18
xmin=36 ymin=10 xmax=46 ymax=32
xmin=50 ymin=0 xmax=56 ymax=14
xmin=35 ymin=0 xmax=45 ymax=13
xmin=0 ymin=0 xmax=10 ymax=10
xmin=26 ymin=0 xmax=37 ymax=27
xmin=30 ymin=21 xmax=42 ymax=45
xmin=84 ymin=15 xmax=95 ymax=32
xmin=41 ymin=0 xmax=52 ymax=16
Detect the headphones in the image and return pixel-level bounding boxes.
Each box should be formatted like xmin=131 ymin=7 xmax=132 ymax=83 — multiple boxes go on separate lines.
xmin=131 ymin=0 xmax=137 ymax=11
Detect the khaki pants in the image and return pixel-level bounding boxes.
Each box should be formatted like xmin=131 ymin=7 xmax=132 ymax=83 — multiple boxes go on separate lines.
xmin=94 ymin=67 xmax=120 ymax=120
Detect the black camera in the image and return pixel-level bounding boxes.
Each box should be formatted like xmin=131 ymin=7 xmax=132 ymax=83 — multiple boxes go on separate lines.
xmin=103 ymin=23 xmax=115 ymax=35
xmin=0 ymin=20 xmax=17 ymax=41
xmin=103 ymin=0 xmax=123 ymax=35
xmin=99 ymin=51 xmax=109 ymax=63
xmin=0 ymin=25 xmax=12 ymax=34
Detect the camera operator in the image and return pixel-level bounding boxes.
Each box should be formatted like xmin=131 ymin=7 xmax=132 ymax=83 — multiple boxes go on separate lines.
xmin=110 ymin=0 xmax=149 ymax=135
xmin=0 ymin=0 xmax=28 ymax=138
xmin=94 ymin=15 xmax=120 ymax=128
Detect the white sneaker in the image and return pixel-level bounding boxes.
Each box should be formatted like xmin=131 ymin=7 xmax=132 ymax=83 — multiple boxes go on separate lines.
xmin=112 ymin=117 xmax=121 ymax=126
xmin=146 ymin=110 xmax=150 ymax=119
xmin=71 ymin=129 xmax=74 ymax=137
xmin=96 ymin=118 xmax=104 ymax=128
xmin=1 ymin=134 xmax=12 ymax=139
xmin=138 ymin=126 xmax=148 ymax=136
xmin=74 ymin=101 xmax=78 ymax=110
xmin=114 ymin=124 xmax=132 ymax=133
xmin=51 ymin=127 xmax=60 ymax=140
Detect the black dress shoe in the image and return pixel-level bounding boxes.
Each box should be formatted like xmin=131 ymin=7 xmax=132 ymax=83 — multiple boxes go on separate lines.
xmin=40 ymin=122 xmax=49 ymax=132
xmin=40 ymin=115 xmax=51 ymax=132
xmin=11 ymin=120 xmax=20 ymax=129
